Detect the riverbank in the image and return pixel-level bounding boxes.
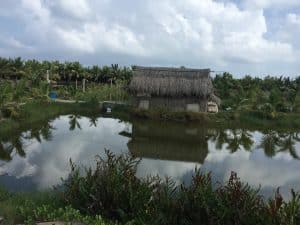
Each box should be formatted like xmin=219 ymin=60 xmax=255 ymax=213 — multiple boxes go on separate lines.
xmin=1 ymin=101 xmax=300 ymax=137
xmin=130 ymin=108 xmax=300 ymax=129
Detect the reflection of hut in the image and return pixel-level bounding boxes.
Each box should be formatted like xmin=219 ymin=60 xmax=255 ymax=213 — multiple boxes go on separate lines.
xmin=129 ymin=66 xmax=220 ymax=112
xmin=122 ymin=120 xmax=209 ymax=163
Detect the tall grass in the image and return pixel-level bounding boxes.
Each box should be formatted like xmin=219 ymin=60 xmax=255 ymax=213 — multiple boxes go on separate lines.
xmin=62 ymin=151 xmax=300 ymax=225
xmin=74 ymin=82 xmax=130 ymax=103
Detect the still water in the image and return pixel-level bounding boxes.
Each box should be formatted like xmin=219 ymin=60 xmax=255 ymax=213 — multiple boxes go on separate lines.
xmin=1 ymin=115 xmax=300 ymax=199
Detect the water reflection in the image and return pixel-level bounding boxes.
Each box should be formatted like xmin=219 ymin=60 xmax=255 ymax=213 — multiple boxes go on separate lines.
xmin=0 ymin=115 xmax=300 ymax=199
xmin=259 ymin=131 xmax=300 ymax=159
xmin=68 ymin=114 xmax=82 ymax=130
xmin=0 ymin=116 xmax=130 ymax=190
xmin=209 ymin=129 xmax=254 ymax=153
xmin=125 ymin=120 xmax=209 ymax=163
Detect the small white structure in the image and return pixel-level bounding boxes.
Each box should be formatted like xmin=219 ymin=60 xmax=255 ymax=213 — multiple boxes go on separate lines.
xmin=207 ymin=101 xmax=218 ymax=113
xmin=46 ymin=70 xmax=51 ymax=84
xmin=106 ymin=107 xmax=112 ymax=113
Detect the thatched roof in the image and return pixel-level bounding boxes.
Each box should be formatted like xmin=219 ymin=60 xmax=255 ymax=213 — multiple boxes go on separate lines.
xmin=129 ymin=66 xmax=214 ymax=98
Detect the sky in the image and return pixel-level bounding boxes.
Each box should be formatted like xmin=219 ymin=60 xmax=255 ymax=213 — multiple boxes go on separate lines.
xmin=0 ymin=0 xmax=300 ymax=77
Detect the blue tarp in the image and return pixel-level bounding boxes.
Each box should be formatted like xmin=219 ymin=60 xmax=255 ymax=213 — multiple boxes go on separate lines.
xmin=48 ymin=91 xmax=58 ymax=99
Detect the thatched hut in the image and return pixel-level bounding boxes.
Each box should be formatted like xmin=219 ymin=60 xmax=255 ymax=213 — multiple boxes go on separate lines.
xmin=129 ymin=66 xmax=220 ymax=112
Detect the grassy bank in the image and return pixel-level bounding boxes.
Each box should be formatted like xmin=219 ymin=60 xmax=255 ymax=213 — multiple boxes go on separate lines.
xmin=130 ymin=108 xmax=300 ymax=129
xmin=0 ymin=187 xmax=113 ymax=225
xmin=1 ymin=151 xmax=300 ymax=225
xmin=2 ymin=101 xmax=300 ymax=137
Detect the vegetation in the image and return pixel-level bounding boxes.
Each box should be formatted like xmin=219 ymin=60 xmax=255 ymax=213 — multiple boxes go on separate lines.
xmin=2 ymin=59 xmax=300 ymax=225
xmin=1 ymin=56 xmax=300 ymax=124
xmin=61 ymin=151 xmax=300 ymax=225
xmin=0 ymin=57 xmax=132 ymax=84
xmin=0 ymin=101 xmax=101 ymax=144
xmin=214 ymin=72 xmax=300 ymax=115
xmin=0 ymin=187 xmax=113 ymax=225
xmin=0 ymin=57 xmax=131 ymax=122
xmin=2 ymin=151 xmax=299 ymax=225
xmin=131 ymin=107 xmax=300 ymax=129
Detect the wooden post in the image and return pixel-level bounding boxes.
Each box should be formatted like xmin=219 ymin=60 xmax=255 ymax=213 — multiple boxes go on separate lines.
xmin=110 ymin=78 xmax=112 ymax=101
xmin=83 ymin=79 xmax=86 ymax=92
xmin=46 ymin=70 xmax=50 ymax=84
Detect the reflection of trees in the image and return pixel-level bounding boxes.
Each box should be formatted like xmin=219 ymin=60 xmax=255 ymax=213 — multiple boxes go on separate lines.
xmin=0 ymin=142 xmax=12 ymax=161
xmin=88 ymin=114 xmax=98 ymax=127
xmin=210 ymin=129 xmax=300 ymax=159
xmin=9 ymin=135 xmax=26 ymax=157
xmin=0 ymin=121 xmax=55 ymax=161
xmin=0 ymin=135 xmax=25 ymax=161
xmin=40 ymin=123 xmax=55 ymax=141
xmin=259 ymin=131 xmax=300 ymax=159
xmin=0 ymin=111 xmax=101 ymax=162
xmin=25 ymin=122 xmax=55 ymax=142
xmin=259 ymin=131 xmax=279 ymax=157
xmin=69 ymin=114 xmax=82 ymax=130
xmin=209 ymin=129 xmax=254 ymax=153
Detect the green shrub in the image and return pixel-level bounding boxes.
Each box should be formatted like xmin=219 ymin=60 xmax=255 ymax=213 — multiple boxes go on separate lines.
xmin=62 ymin=150 xmax=154 ymax=223
xmin=61 ymin=151 xmax=300 ymax=225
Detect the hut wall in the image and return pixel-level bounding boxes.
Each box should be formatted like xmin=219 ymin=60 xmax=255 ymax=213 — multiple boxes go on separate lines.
xmin=133 ymin=96 xmax=208 ymax=112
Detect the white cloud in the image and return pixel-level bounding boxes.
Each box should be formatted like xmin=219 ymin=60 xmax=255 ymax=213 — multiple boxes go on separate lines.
xmin=0 ymin=0 xmax=299 ymax=75
xmin=242 ymin=0 xmax=300 ymax=9
xmin=53 ymin=0 xmax=91 ymax=20
xmin=287 ymin=13 xmax=300 ymax=25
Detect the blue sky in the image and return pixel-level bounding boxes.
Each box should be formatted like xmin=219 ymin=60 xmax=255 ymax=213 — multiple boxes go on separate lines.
xmin=0 ymin=0 xmax=300 ymax=77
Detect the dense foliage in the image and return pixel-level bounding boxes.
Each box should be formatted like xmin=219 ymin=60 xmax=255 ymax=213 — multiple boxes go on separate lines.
xmin=0 ymin=57 xmax=132 ymax=84
xmin=1 ymin=56 xmax=300 ymax=115
xmin=61 ymin=151 xmax=300 ymax=225
xmin=0 ymin=187 xmax=112 ymax=225
xmin=214 ymin=72 xmax=300 ymax=114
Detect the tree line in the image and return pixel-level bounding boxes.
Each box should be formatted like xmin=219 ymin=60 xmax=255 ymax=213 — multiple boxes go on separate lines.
xmin=213 ymin=72 xmax=300 ymax=113
xmin=1 ymin=57 xmax=300 ymax=113
xmin=0 ymin=57 xmax=132 ymax=84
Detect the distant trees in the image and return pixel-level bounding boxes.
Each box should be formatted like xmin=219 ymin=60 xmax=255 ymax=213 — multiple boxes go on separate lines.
xmin=0 ymin=57 xmax=132 ymax=84
xmin=213 ymin=72 xmax=300 ymax=113
xmin=2 ymin=57 xmax=300 ymax=114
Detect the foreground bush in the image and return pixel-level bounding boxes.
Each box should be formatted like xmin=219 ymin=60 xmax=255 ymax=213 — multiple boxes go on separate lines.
xmin=62 ymin=151 xmax=300 ymax=225
xmin=0 ymin=187 xmax=114 ymax=225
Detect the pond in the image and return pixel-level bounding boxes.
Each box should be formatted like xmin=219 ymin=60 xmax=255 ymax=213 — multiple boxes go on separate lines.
xmin=1 ymin=114 xmax=300 ymax=199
